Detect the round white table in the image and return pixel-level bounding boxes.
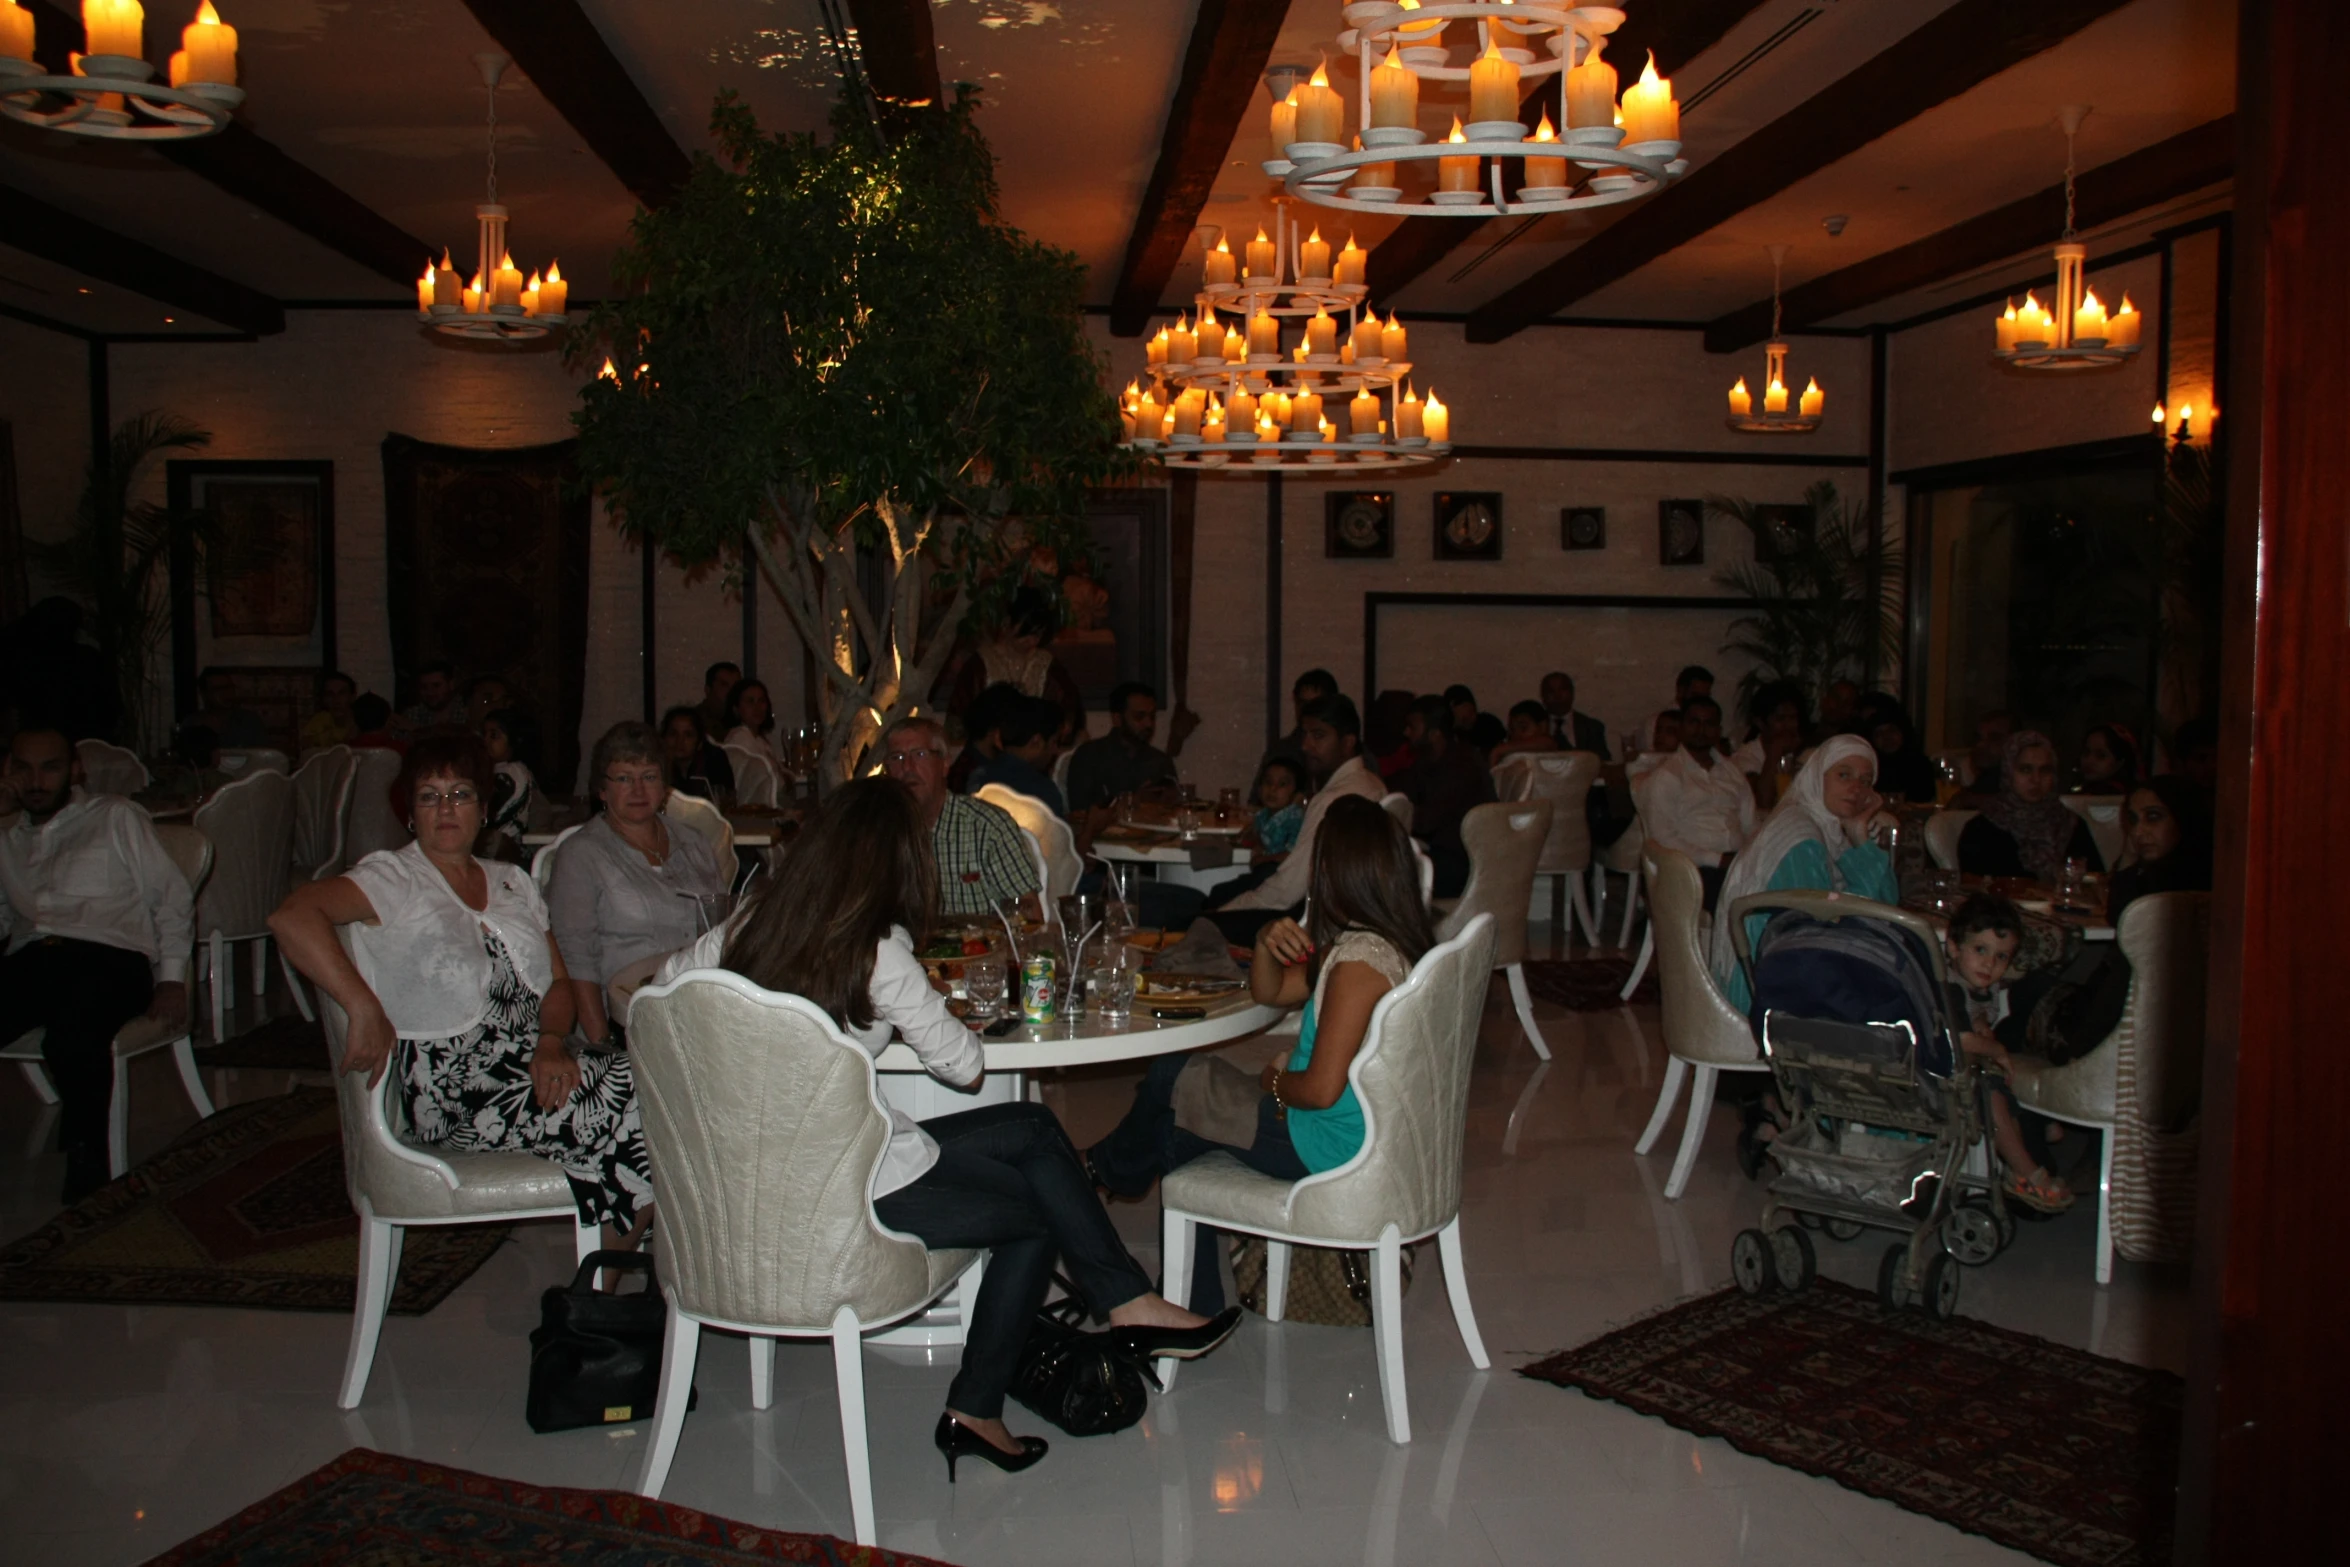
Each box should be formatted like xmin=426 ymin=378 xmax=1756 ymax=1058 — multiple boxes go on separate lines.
xmin=1092 ymin=835 xmax=1257 ymax=897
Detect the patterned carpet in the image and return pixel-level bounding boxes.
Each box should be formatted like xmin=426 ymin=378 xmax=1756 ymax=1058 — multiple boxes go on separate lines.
xmin=1520 ymin=953 xmax=1658 ymax=1010
xmin=1521 ymin=1280 xmax=2181 ymax=1567
xmin=0 ymin=1088 xmax=511 ymax=1313
xmin=137 ymin=1447 xmax=964 ymax=1566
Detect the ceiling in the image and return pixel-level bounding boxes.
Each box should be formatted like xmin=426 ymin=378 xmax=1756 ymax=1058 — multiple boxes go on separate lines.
xmin=0 ymin=0 xmax=2236 ymax=341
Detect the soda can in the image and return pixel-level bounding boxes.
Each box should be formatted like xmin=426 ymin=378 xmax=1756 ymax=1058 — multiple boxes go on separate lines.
xmin=1020 ymin=954 xmax=1057 ymax=1023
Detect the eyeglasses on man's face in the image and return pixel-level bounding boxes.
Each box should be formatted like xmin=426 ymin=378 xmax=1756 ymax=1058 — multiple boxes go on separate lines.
xmin=886 ymin=747 xmax=943 ymax=767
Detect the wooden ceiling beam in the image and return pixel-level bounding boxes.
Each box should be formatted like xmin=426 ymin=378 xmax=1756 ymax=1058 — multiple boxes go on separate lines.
xmin=460 ymin=0 xmax=692 ymax=211
xmin=1463 ymin=0 xmax=2140 ymax=343
xmin=1108 ymin=0 xmax=1295 ymax=338
xmin=844 ymin=0 xmax=944 ymax=107
xmin=0 ymin=183 xmax=285 ymax=335
xmin=1366 ymin=0 xmax=1770 ymax=308
xmin=1701 ymin=116 xmax=2236 ymax=353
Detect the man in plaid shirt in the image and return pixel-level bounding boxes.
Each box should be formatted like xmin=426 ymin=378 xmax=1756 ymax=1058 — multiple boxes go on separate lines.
xmin=880 ymin=717 xmax=1041 ymax=917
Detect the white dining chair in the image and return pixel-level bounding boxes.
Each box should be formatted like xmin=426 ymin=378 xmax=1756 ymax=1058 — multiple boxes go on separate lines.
xmin=317 ymin=927 xmax=599 ymax=1408
xmin=976 ymin=783 xmax=1083 ymax=901
xmin=1 ymin=824 xmax=215 ymax=1176
xmin=2059 ymin=794 xmax=2127 ymax=869
xmin=1157 ymin=914 xmax=1497 ymax=1444
xmin=2008 ymin=891 xmax=2210 ymax=1285
xmin=276 ymin=747 xmax=358 ymax=1022
xmin=1630 ymin=846 xmax=1770 ymax=1200
xmin=627 ymin=970 xmax=982 ymax=1545
xmin=192 ymin=769 xmax=296 ymax=1042
xmin=1924 ymin=808 xmax=1976 ymax=872
xmin=530 ymin=822 xmax=588 ymax=894
xmin=1434 ymin=799 xmax=1555 ymax=1061
xmin=1592 ymin=811 xmax=1648 ymax=948
xmin=342 ymin=747 xmax=408 ymax=864
xmin=216 ymin=746 xmax=290 ymax=777
xmin=1377 ymin=791 xmax=1415 ymax=835
xmin=1491 ymin=752 xmax=1603 ymax=946
xmin=75 ymin=738 xmax=149 ymax=797
xmin=721 ymin=742 xmax=780 ymax=809
xmin=663 ymin=792 xmax=738 ymax=887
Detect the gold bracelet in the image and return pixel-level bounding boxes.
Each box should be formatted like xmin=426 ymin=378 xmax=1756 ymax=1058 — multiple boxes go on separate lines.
xmin=1268 ymin=1067 xmax=1288 ymax=1119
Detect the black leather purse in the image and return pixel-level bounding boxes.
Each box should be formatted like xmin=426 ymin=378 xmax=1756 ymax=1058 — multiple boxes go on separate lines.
xmin=526 ymin=1250 xmax=673 ymax=1433
xmin=1011 ymin=1283 xmax=1158 ymax=1437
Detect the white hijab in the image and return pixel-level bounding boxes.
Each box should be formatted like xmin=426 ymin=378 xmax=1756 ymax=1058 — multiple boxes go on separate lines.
xmin=1708 ymin=734 xmax=1882 ymax=989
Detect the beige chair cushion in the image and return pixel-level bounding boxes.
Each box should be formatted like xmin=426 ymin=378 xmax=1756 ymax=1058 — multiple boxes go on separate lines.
xmin=1492 ymin=753 xmax=1599 ymax=876
xmin=1437 ymin=800 xmax=1550 ymax=969
xmin=1649 ymin=845 xmax=1761 ymax=1068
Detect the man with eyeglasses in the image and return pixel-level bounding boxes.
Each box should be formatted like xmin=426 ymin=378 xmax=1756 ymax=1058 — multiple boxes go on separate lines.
xmin=0 ymin=727 xmax=196 ymax=1203
xmin=879 ymin=716 xmax=1040 ymax=917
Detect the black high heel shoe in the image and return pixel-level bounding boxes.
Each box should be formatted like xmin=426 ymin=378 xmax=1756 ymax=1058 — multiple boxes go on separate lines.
xmin=1107 ymin=1305 xmax=1242 ymax=1362
xmin=934 ymin=1412 xmax=1048 ymax=1482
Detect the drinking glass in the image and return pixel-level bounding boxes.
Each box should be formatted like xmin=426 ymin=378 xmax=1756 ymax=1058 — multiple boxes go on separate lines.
xmin=1087 ymin=965 xmax=1137 ymax=1025
xmin=965 ymin=956 xmax=1007 ymax=1021
xmin=690 ymin=891 xmax=736 ymax=935
xmin=2058 ymin=856 xmax=2089 ymax=912
xmin=1216 ymin=786 xmax=1241 ymax=824
xmin=1175 ymin=806 xmax=1201 ymax=843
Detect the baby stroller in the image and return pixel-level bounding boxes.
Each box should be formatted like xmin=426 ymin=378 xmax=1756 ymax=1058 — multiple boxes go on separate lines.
xmin=1723 ymin=890 xmax=2012 ymax=1318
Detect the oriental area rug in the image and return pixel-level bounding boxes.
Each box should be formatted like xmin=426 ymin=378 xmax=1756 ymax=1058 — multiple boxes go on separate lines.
xmin=137 ymin=1447 xmax=964 ymax=1567
xmin=0 ymin=1088 xmax=508 ymax=1314
xmin=1521 ymin=1280 xmax=2181 ymax=1567
xmin=1521 ymin=953 xmax=1659 ymax=1010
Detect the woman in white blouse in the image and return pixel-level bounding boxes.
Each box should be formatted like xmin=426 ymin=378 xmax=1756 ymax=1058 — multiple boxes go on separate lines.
xmin=548 ymin=722 xmax=725 ymax=1048
xmin=271 ymin=731 xmax=653 ymax=1250
xmin=656 ymin=777 xmax=1235 ymax=1479
xmin=720 ymin=677 xmax=787 ymax=776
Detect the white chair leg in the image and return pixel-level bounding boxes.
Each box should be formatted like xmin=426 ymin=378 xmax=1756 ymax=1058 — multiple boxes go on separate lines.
xmin=1504 ymin=964 xmax=1552 ymax=1061
xmin=280 ymin=949 xmax=315 ymax=1022
xmin=831 ymin=1308 xmax=876 ymax=1546
xmin=1633 ymin=1056 xmax=1689 ymax=1157
xmin=1589 ymin=862 xmax=1608 ymax=935
xmin=2094 ymin=1126 xmax=2115 ymax=1287
xmin=106 ymin=1056 xmax=131 ymax=1178
xmin=208 ymin=930 xmax=227 ymax=1043
xmin=1570 ymin=875 xmax=1601 ymax=949
xmin=636 ymin=1301 xmax=701 ymax=1498
xmin=1371 ymin=1225 xmax=1410 ymax=1443
xmin=1619 ymin=923 xmax=1654 ymax=1001
xmin=1158 ymin=1208 xmax=1194 ymax=1390
xmin=1436 ymin=1217 xmax=1489 ymax=1369
xmin=19 ymin=1060 xmax=59 ymax=1106
xmin=1264 ymin=1240 xmax=1291 ymax=1323
xmin=339 ymin=1215 xmax=400 ymax=1409
xmin=1616 ymin=871 xmax=1643 ymax=948
xmin=252 ymin=936 xmax=268 ymax=998
xmin=171 ymin=1038 xmax=215 ymax=1120
xmin=749 ymin=1335 xmax=775 ymax=1411
xmin=1664 ymin=1064 xmax=1718 ymax=1201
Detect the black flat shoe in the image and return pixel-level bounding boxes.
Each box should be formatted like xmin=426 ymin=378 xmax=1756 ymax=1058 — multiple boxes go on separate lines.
xmin=1109 ymin=1306 xmax=1242 ymax=1362
xmin=934 ymin=1413 xmax=1047 ymax=1482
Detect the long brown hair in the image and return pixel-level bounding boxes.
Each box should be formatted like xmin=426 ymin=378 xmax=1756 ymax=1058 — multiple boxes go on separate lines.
xmin=1308 ymin=794 xmax=1436 ymax=978
xmin=720 ymin=777 xmax=936 ymax=1030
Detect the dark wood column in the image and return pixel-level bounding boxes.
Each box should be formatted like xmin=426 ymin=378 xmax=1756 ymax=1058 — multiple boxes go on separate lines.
xmin=2177 ymin=0 xmax=2350 ymax=1556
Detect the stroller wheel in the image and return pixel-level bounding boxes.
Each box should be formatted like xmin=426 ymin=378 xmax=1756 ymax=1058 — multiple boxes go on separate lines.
xmin=1826 ymin=1219 xmax=1866 ymax=1242
xmin=1769 ymin=1226 xmax=1816 ymax=1292
xmin=1876 ymin=1244 xmax=1911 ymax=1310
xmin=1731 ymin=1229 xmax=1778 ymax=1296
xmin=1940 ymin=1201 xmax=2006 ymax=1267
xmin=1920 ymin=1251 xmax=1962 ymax=1319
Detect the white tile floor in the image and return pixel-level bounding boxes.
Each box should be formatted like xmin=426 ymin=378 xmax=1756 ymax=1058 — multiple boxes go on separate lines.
xmin=0 ymin=931 xmax=2189 ymax=1566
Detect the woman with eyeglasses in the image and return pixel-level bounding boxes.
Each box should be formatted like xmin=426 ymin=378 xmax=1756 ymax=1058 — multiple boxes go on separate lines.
xmin=270 ymin=730 xmax=654 ymax=1253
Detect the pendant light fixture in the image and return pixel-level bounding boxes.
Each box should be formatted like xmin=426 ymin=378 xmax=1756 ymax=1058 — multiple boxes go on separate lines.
xmin=417 ymin=52 xmax=567 ymax=342
xmin=0 ymin=0 xmax=244 ymax=140
xmin=1726 ymin=245 xmax=1823 ymax=434
xmin=1992 ymin=106 xmax=2142 ymax=371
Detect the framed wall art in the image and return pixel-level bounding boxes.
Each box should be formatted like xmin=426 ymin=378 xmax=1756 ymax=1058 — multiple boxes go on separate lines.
xmin=1325 ymin=491 xmax=1395 ymax=559
xmin=1433 ymin=491 xmax=1503 ymax=561
xmin=1658 ymin=497 xmax=1706 ymax=566
xmin=167 ymin=459 xmax=336 ymax=733
xmin=1561 ymin=505 xmax=1606 ymax=551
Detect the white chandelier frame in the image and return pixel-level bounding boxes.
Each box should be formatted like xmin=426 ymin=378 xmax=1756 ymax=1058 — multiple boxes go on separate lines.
xmin=1993 ymin=107 xmax=2141 ymax=373
xmin=0 ymin=53 xmax=239 ymax=140
xmin=419 ymin=52 xmax=566 ymax=343
xmin=1272 ymin=2 xmax=1686 ymax=220
xmin=1727 ymin=245 xmax=1822 ymax=435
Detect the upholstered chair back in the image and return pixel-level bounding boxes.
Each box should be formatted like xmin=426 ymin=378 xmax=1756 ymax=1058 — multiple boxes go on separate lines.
xmin=1648 ymin=845 xmax=1760 ymax=1067
xmin=1493 ymin=752 xmax=1599 ymax=875
xmin=1438 ymin=799 xmax=1551 ymax=969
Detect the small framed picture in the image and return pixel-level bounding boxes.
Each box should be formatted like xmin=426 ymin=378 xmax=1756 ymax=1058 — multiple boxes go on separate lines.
xmin=1658 ymin=498 xmax=1706 ymax=566
xmin=1561 ymin=505 xmax=1606 ymax=551
xmin=1434 ymin=491 xmax=1503 ymax=561
xmin=1750 ymin=501 xmax=1815 ymax=564
xmin=1324 ymin=491 xmax=1394 ymax=559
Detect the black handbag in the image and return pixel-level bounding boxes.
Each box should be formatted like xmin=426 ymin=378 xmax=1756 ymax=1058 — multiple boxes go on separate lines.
xmin=526 ymin=1250 xmax=673 ymax=1433
xmin=1011 ymin=1283 xmax=1158 ymax=1437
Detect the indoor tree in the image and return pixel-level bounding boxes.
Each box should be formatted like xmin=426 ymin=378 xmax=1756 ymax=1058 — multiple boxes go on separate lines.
xmin=569 ymin=88 xmax=1126 ymax=786
xmin=1710 ymin=480 xmax=1901 ymax=723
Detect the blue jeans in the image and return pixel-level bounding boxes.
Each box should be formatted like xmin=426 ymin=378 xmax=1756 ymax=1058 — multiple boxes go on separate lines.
xmin=1087 ymin=1053 xmax=1310 ymax=1314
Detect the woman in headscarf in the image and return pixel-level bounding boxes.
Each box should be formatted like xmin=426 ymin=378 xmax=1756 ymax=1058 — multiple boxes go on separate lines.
xmin=1958 ymin=731 xmax=2103 ymax=882
xmin=1710 ymin=735 xmax=1901 ymax=1013
xmin=2104 ymin=774 xmax=2213 ymax=924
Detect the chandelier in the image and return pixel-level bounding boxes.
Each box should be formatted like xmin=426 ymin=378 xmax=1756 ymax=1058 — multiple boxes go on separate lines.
xmin=1120 ymin=197 xmax=1451 ymax=473
xmin=1727 ymin=245 xmax=1822 ymax=434
xmin=1992 ymin=107 xmax=2141 ymax=371
xmin=1265 ymin=3 xmax=1686 ymax=219
xmin=0 ymin=1 xmax=244 ymax=140
xmin=417 ymin=52 xmax=567 ymax=342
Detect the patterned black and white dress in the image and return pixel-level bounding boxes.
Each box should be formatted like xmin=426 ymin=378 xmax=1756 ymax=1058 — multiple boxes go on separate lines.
xmin=395 ymin=929 xmax=651 ymax=1231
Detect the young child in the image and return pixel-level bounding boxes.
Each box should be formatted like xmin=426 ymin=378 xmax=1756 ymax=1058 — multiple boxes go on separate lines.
xmin=1246 ymin=756 xmax=1306 ymax=857
xmin=1944 ymin=894 xmax=2073 ymax=1214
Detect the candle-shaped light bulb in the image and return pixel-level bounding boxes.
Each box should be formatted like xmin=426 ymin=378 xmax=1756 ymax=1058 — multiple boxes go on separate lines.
xmin=417 ymin=260 xmax=435 ymax=313
xmin=1996 ymin=301 xmax=2021 ymax=352
xmin=1351 ymin=311 xmax=1383 ymax=361
xmin=1421 ymin=389 xmax=1449 ymax=444
xmin=1 ymin=1 xmax=35 ymax=63
xmin=493 ymin=249 xmax=523 ymax=309
xmin=1369 ymin=42 xmax=1418 ymax=130
xmin=2107 ymin=291 xmax=2141 ymax=348
xmin=1146 ymin=327 xmax=1168 ymax=368
xmin=1202 ymin=393 xmax=1226 ymax=443
xmin=1469 ymin=34 xmax=1520 ymax=126
xmin=1305 ymin=305 xmax=1337 ymax=356
xmin=1799 ymin=378 xmax=1824 ymax=419
xmin=2153 ymin=404 xmax=2166 ymax=426
xmin=1380 ymin=310 xmax=1407 ymax=363
xmin=1300 ymin=226 xmax=1332 ymax=281
xmin=1171 ymin=390 xmax=1203 ymax=439
xmin=1437 ymin=117 xmax=1478 ymax=192
xmin=181 ymin=1 xmax=237 ymax=85
xmin=464 ymin=270 xmax=484 ymax=314
xmin=1566 ymin=34 xmax=1615 ymax=129
xmin=167 ymin=48 xmax=185 ymax=84
xmin=1244 ymin=225 xmax=1276 ymax=281
xmin=1228 ymin=387 xmax=1256 ymax=430
xmin=1350 ymin=386 xmax=1380 ymax=435
xmin=1269 ymin=87 xmax=1298 ymax=152
xmin=1334 ymin=234 xmax=1366 ymax=287
xmin=1620 ymin=51 xmax=1679 ymax=144
xmin=2074 ymin=286 xmax=2108 ymax=342
xmin=1728 ymin=378 xmax=1752 ymax=418
xmin=1290 ymin=390 xmax=1322 ymax=432
xmin=1204 ymin=235 xmax=1236 ymax=287
xmin=539 ymin=259 xmax=566 ymax=316
xmin=1764 ymin=376 xmax=1788 ymax=414
xmin=521 ymin=270 xmax=542 ymax=315
xmin=1294 ymin=59 xmax=1344 ymax=145
xmin=83 ymin=0 xmax=144 ymax=61
xmin=1247 ymin=306 xmax=1279 ymax=357
xmin=1396 ymin=383 xmax=1424 ymax=439
xmin=2017 ymin=291 xmax=2046 ymax=342
xmin=1168 ymin=313 xmax=1196 ymax=363
xmin=1523 ymin=110 xmax=1566 ymax=187
xmin=1196 ymin=312 xmax=1225 ymax=360
xmin=1224 ymin=324 xmax=1247 ymax=363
